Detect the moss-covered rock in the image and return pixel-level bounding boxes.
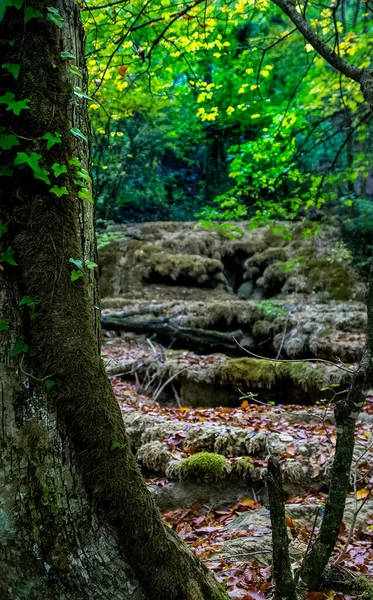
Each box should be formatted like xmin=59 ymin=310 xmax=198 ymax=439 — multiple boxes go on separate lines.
xmin=168 ymin=452 xmax=229 ymax=482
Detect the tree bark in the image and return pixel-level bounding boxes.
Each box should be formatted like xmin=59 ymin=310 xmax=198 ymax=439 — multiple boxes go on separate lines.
xmin=0 ymin=2 xmax=228 ymax=599
xmin=267 ymin=457 xmax=298 ymax=600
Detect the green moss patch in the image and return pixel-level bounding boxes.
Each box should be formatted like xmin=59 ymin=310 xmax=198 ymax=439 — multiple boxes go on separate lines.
xmin=173 ymin=452 xmax=229 ymax=482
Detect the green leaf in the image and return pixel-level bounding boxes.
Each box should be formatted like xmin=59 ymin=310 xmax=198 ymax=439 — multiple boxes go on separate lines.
xmin=69 ymin=157 xmax=81 ymax=167
xmin=14 ymin=152 xmax=50 ymax=184
xmin=70 ymin=65 xmax=83 ymax=78
xmin=24 ymin=7 xmax=42 ymax=23
xmin=69 ymin=257 xmax=83 ymax=270
xmin=51 ymin=163 xmax=67 ymax=177
xmin=45 ymin=379 xmax=55 ymax=391
xmin=0 ymin=0 xmax=22 ymax=23
xmin=0 ymin=91 xmax=30 ymax=115
xmin=9 ymin=340 xmax=28 ymax=357
xmin=0 ymin=320 xmax=9 ymax=331
xmin=42 ymin=131 xmax=62 ymax=150
xmin=49 ymin=185 xmax=69 ymax=197
xmin=0 ymin=246 xmax=17 ymax=265
xmin=14 ymin=151 xmax=41 ymax=170
xmin=2 ymin=62 xmax=20 ymax=79
xmin=0 ymin=0 xmax=12 ymax=23
xmin=61 ymin=51 xmax=75 ymax=60
xmin=19 ymin=295 xmax=38 ymax=311
xmin=0 ymin=221 xmax=8 ymax=237
xmin=0 ymin=132 xmax=19 ymax=150
xmin=78 ymin=188 xmax=94 ymax=204
xmin=70 ymin=128 xmax=88 ymax=143
xmin=73 ymin=179 xmax=86 ymax=187
xmin=0 ymin=165 xmax=13 ymax=177
xmin=71 ymin=269 xmax=84 ymax=281
xmin=46 ymin=6 xmax=63 ymax=28
xmin=111 ymin=440 xmax=122 ymax=450
xmin=85 ymin=260 xmax=98 ymax=270
xmin=73 ymin=86 xmax=92 ymax=100
xmin=77 ymin=168 xmax=92 ymax=184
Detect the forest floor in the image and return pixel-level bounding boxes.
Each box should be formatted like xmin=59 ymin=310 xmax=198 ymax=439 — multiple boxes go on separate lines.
xmin=105 ymin=338 xmax=373 ymax=600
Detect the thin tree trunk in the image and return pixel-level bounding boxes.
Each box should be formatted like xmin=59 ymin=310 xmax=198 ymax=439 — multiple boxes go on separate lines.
xmin=267 ymin=457 xmax=298 ymax=600
xmin=0 ymin=2 xmax=228 ymax=599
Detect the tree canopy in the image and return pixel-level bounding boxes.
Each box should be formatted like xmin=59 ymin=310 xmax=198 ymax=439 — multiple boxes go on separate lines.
xmin=82 ymin=0 xmax=373 ymax=229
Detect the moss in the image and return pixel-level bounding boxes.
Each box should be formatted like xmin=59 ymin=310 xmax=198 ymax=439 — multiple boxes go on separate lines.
xmin=232 ymin=457 xmax=255 ymax=480
xmin=308 ymin=259 xmax=353 ymax=301
xmin=351 ymin=576 xmax=373 ymax=599
xmin=173 ymin=452 xmax=229 ymax=482
xmin=246 ymin=247 xmax=289 ymax=271
xmin=217 ymin=358 xmax=278 ymax=389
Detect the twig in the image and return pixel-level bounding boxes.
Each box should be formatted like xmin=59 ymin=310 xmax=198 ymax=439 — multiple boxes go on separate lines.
xmin=152 ymin=368 xmax=187 ymax=403
xmin=233 ymin=337 xmax=354 ymax=374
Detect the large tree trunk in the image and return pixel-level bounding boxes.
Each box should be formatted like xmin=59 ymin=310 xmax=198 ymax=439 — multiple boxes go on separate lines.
xmin=0 ymin=3 xmax=228 ymax=599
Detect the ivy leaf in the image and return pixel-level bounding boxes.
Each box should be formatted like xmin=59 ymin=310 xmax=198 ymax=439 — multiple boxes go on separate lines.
xmin=70 ymin=128 xmax=88 ymax=143
xmin=69 ymin=257 xmax=83 ymax=270
xmin=15 ymin=151 xmax=41 ymax=171
xmin=51 ymin=163 xmax=67 ymax=177
xmin=71 ymin=269 xmax=84 ymax=281
xmin=45 ymin=379 xmax=55 ymax=391
xmin=0 ymin=133 xmax=20 ymax=150
xmin=9 ymin=340 xmax=29 ymax=358
xmin=0 ymin=92 xmax=30 ymax=115
xmin=61 ymin=51 xmax=75 ymax=60
xmin=0 ymin=0 xmax=13 ymax=23
xmin=0 ymin=0 xmax=22 ymax=23
xmin=77 ymin=168 xmax=92 ymax=184
xmin=0 ymin=165 xmax=13 ymax=177
xmin=85 ymin=260 xmax=98 ymax=270
xmin=19 ymin=295 xmax=38 ymax=311
xmin=78 ymin=188 xmax=94 ymax=204
xmin=111 ymin=441 xmax=122 ymax=451
xmin=2 ymin=62 xmax=20 ymax=79
xmin=0 ymin=320 xmax=9 ymax=331
xmin=42 ymin=131 xmax=62 ymax=150
xmin=70 ymin=65 xmax=83 ymax=78
xmin=74 ymin=86 xmax=92 ymax=100
xmin=69 ymin=157 xmax=81 ymax=167
xmin=0 ymin=221 xmax=8 ymax=237
xmin=0 ymin=246 xmax=17 ymax=265
xmin=14 ymin=152 xmax=51 ymax=184
xmin=46 ymin=7 xmax=63 ymax=28
xmin=49 ymin=185 xmax=69 ymax=197
xmin=24 ymin=7 xmax=43 ymax=23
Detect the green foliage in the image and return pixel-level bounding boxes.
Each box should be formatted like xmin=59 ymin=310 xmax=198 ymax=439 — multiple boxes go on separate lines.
xmin=0 ymin=221 xmax=8 ymax=237
xmin=49 ymin=185 xmax=69 ymax=197
xmin=61 ymin=51 xmax=75 ymax=60
xmin=70 ymin=127 xmax=88 ymax=142
xmin=70 ymin=65 xmax=83 ymax=78
xmin=0 ymin=92 xmax=30 ymax=115
xmin=23 ymin=7 xmax=42 ymax=23
xmin=82 ymin=0 xmax=373 ymax=226
xmin=46 ymin=7 xmax=63 ymax=28
xmin=51 ymin=163 xmax=67 ymax=177
xmin=14 ymin=151 xmax=50 ymax=184
xmin=2 ymin=62 xmax=20 ymax=79
xmin=0 ymin=246 xmax=17 ymax=265
xmin=42 ymin=131 xmax=62 ymax=150
xmin=9 ymin=340 xmax=28 ymax=357
xmin=0 ymin=320 xmax=9 ymax=331
xmin=0 ymin=131 xmax=19 ymax=150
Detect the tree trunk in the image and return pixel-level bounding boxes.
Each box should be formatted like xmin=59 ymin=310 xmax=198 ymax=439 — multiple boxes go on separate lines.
xmin=0 ymin=3 xmax=228 ymax=599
